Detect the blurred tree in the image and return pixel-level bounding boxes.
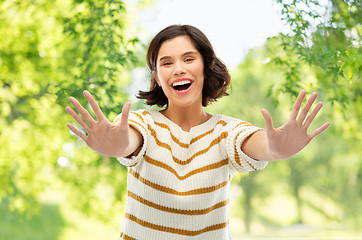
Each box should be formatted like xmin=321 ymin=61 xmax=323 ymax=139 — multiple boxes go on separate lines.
xmin=207 ymin=45 xmax=281 ymax=231
xmin=271 ymin=0 xmax=361 ymax=150
xmin=207 ymin=31 xmax=361 ymax=230
xmin=0 ymin=0 xmax=144 ymax=221
xmin=271 ymin=0 xmax=361 ymax=228
xmin=272 ymin=0 xmax=361 ymax=107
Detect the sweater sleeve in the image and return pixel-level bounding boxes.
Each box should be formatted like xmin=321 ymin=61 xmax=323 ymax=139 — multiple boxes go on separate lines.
xmin=113 ymin=110 xmax=150 ymax=167
xmin=226 ymin=120 xmax=268 ymax=172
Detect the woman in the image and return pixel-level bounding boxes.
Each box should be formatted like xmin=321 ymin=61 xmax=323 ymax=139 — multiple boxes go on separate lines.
xmin=66 ymin=25 xmax=329 ymax=239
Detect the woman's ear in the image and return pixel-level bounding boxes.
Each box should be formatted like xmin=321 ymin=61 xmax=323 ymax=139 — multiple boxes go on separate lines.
xmin=152 ymin=71 xmax=160 ymax=86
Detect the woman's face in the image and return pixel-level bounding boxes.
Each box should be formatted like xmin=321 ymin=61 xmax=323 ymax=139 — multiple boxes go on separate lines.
xmin=155 ymin=35 xmax=204 ymax=109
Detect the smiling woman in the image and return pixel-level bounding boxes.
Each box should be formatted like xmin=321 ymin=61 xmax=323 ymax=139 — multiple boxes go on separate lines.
xmin=66 ymin=24 xmax=329 ymax=240
xmin=155 ymin=35 xmax=205 ymax=113
xmin=138 ymin=25 xmax=231 ymax=108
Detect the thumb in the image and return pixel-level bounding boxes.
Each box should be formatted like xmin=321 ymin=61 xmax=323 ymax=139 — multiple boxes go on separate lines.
xmin=261 ymin=108 xmax=274 ymax=131
xmin=118 ymin=102 xmax=131 ymax=129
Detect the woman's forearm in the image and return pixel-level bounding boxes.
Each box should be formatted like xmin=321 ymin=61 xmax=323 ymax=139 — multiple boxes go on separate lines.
xmin=241 ymin=130 xmax=280 ymax=162
xmin=119 ymin=126 xmax=143 ymax=158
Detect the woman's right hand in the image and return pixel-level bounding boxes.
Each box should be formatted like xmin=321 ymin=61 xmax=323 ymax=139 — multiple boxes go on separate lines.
xmin=66 ymin=90 xmax=135 ymax=157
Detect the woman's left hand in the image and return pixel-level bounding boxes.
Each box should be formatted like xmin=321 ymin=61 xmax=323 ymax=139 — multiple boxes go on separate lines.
xmin=261 ymin=90 xmax=330 ymax=160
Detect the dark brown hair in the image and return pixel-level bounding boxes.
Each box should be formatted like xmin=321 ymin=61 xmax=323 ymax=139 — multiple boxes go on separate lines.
xmin=137 ymin=24 xmax=231 ymax=107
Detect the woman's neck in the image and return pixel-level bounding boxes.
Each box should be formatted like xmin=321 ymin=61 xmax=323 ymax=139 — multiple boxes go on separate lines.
xmin=160 ymin=104 xmax=212 ymax=132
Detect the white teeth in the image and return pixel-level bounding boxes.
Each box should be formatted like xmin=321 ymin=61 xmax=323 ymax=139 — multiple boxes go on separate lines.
xmin=172 ymin=80 xmax=191 ymax=87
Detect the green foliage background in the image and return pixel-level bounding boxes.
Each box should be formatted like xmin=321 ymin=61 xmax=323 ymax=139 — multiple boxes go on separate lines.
xmin=0 ymin=0 xmax=360 ymax=239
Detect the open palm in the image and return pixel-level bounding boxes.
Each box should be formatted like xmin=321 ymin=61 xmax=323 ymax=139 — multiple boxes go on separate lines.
xmin=66 ymin=90 xmax=131 ymax=157
xmin=261 ymin=90 xmax=330 ymax=160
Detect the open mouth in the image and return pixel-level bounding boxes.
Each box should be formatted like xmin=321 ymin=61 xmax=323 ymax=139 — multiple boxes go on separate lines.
xmin=172 ymin=80 xmax=192 ymax=91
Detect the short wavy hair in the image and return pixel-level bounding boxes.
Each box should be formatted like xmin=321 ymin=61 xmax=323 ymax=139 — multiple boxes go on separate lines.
xmin=137 ymin=24 xmax=231 ymax=107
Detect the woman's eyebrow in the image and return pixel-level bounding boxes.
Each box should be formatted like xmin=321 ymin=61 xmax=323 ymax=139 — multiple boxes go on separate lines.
xmin=182 ymin=51 xmax=198 ymax=56
xmin=158 ymin=56 xmax=171 ymax=62
xmin=158 ymin=51 xmax=198 ymax=62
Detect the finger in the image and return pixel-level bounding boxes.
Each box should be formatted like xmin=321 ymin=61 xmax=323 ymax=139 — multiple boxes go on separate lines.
xmin=297 ymin=92 xmax=318 ymax=124
xmin=66 ymin=106 xmax=90 ymax=131
xmin=69 ymin=97 xmax=96 ymax=125
xmin=303 ymin=102 xmax=323 ymax=129
xmin=289 ymin=90 xmax=306 ymax=120
xmin=83 ymin=90 xmax=106 ymax=121
xmin=119 ymin=102 xmax=131 ymax=129
xmin=309 ymin=122 xmax=330 ymax=139
xmin=67 ymin=123 xmax=88 ymax=142
xmin=261 ymin=108 xmax=274 ymax=131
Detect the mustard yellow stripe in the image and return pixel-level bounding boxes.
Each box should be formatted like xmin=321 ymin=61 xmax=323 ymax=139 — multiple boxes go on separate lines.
xmin=234 ymin=145 xmax=243 ymax=169
xmin=144 ymin=155 xmax=228 ymax=180
xmin=228 ymin=153 xmax=239 ymax=170
xmin=135 ymin=110 xmax=229 ymax=149
xmin=244 ymin=158 xmax=257 ymax=170
xmin=132 ymin=112 xmax=145 ymax=122
xmin=120 ymin=232 xmax=136 ymax=240
xmin=142 ymin=110 xmax=151 ymax=116
xmin=154 ymin=121 xmax=189 ymax=148
xmin=154 ymin=120 xmax=228 ymax=148
xmin=129 ymin=119 xmax=147 ymax=134
xmin=127 ymin=191 xmax=229 ymax=215
xmin=129 ymin=168 xmax=231 ymax=196
xmin=234 ymin=131 xmax=243 ymax=168
xmin=138 ymin=110 xmax=228 ymax=147
xmin=190 ymin=120 xmax=227 ymax=144
xmin=148 ymin=125 xmax=172 ymax=151
xmin=125 ymin=213 xmax=229 ymax=236
xmin=148 ymin=125 xmax=228 ymax=165
xmin=128 ymin=161 xmax=138 ymax=168
xmin=234 ymin=132 xmax=256 ymax=170
xmin=232 ymin=121 xmax=252 ymax=130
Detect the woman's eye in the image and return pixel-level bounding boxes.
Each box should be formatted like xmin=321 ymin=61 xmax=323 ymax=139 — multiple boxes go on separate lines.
xmin=185 ymin=58 xmax=194 ymax=62
xmin=162 ymin=62 xmax=172 ymax=66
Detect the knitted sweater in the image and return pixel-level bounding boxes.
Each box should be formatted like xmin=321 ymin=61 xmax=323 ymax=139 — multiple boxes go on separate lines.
xmin=114 ymin=109 xmax=268 ymax=240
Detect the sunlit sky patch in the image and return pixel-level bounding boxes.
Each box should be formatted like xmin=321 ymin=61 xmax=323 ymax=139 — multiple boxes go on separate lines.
xmin=128 ymin=0 xmax=288 ymax=69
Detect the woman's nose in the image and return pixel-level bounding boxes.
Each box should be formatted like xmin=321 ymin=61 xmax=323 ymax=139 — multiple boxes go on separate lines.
xmin=173 ymin=62 xmax=186 ymax=76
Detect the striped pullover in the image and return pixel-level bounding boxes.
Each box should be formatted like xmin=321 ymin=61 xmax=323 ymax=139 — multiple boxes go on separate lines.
xmin=114 ymin=109 xmax=268 ymax=240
